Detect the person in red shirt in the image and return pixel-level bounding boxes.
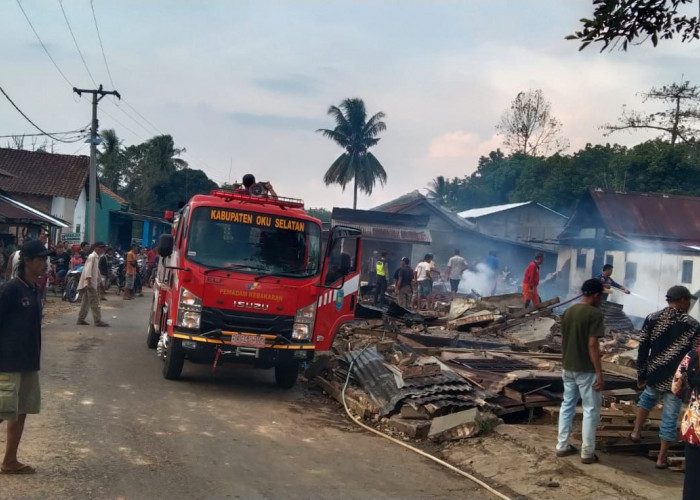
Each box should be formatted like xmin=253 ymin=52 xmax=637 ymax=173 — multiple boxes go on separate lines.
xmin=523 ymin=253 xmax=544 ymax=308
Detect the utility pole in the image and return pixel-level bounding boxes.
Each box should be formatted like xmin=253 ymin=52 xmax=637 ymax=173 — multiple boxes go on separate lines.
xmin=73 ymin=84 xmax=120 ymax=244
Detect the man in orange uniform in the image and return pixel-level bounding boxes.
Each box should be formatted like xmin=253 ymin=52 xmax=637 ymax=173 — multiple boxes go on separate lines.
xmin=523 ymin=253 xmax=544 ymax=308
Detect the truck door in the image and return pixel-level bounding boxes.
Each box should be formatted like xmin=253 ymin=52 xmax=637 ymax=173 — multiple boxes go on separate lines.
xmin=314 ymin=226 xmax=362 ymax=351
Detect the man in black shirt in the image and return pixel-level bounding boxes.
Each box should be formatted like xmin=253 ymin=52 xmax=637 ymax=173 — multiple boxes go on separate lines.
xmin=0 ymin=240 xmax=47 ymax=474
xmin=51 ymin=246 xmax=70 ymax=280
xmin=394 ymin=257 xmax=414 ymax=309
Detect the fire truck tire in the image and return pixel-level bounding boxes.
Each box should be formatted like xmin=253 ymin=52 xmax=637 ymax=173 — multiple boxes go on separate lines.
xmin=274 ymin=362 xmax=299 ymax=389
xmin=162 ymin=337 xmax=185 ymax=380
xmin=146 ymin=323 xmax=158 ymax=349
xmin=146 ymin=303 xmax=159 ymax=349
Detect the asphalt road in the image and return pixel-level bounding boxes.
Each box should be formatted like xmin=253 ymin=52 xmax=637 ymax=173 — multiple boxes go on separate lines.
xmin=1 ymin=292 xmax=493 ymax=500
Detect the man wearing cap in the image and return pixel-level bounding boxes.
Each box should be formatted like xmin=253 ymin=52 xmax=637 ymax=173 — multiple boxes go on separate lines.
xmin=556 ymin=279 xmax=606 ymax=464
xmin=523 ymin=253 xmax=544 ymax=308
xmin=394 ymin=257 xmax=414 ymax=309
xmin=0 ymin=240 xmax=47 ymax=474
xmin=630 ymin=285 xmax=700 ymax=469
xmin=76 ymin=243 xmax=109 ymax=327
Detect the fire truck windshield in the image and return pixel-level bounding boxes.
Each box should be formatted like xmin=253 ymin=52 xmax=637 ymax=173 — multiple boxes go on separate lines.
xmin=185 ymin=207 xmax=321 ymax=278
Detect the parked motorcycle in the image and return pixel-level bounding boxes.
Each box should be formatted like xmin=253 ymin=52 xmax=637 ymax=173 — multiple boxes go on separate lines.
xmin=63 ymin=264 xmax=83 ymax=303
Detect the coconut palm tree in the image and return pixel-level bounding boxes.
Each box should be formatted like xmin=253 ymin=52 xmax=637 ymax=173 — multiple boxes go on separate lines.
xmin=97 ymin=128 xmax=123 ymax=191
xmin=317 ymin=98 xmax=387 ymax=209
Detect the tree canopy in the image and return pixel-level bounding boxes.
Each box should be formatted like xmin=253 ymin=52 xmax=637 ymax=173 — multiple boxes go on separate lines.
xmin=496 ymin=89 xmax=569 ymax=156
xmin=97 ymin=130 xmax=218 ymax=213
xmin=427 ymin=139 xmax=700 ymax=215
xmin=317 ymin=98 xmax=388 ymax=209
xmin=568 ymin=0 xmax=700 ymax=51
xmin=603 ymin=80 xmax=700 ymax=144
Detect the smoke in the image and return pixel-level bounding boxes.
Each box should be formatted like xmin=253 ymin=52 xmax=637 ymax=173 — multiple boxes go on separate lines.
xmin=458 ymin=262 xmax=496 ymax=296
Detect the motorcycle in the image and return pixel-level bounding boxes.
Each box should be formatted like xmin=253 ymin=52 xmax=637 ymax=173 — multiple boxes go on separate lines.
xmin=113 ymin=257 xmax=126 ymax=294
xmin=63 ymin=264 xmax=83 ymax=303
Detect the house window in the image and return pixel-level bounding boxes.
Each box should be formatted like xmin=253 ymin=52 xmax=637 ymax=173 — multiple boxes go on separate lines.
xmin=576 ymin=250 xmax=587 ymax=269
xmin=682 ymin=260 xmax=694 ymax=284
xmin=625 ymin=262 xmax=637 ymax=285
xmin=75 ymin=224 xmax=81 ymax=233
xmin=605 ymin=254 xmax=614 ymax=266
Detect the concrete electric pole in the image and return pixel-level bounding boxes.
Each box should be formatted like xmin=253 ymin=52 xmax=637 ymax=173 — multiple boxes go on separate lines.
xmin=73 ymin=84 xmax=120 ymax=244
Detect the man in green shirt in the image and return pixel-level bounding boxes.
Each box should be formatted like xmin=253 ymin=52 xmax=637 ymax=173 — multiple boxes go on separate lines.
xmin=556 ymin=278 xmax=605 ymax=464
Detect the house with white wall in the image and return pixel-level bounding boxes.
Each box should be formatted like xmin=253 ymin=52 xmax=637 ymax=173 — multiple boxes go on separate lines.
xmin=558 ymin=188 xmax=700 ymax=319
xmin=0 ymin=148 xmax=91 ymax=241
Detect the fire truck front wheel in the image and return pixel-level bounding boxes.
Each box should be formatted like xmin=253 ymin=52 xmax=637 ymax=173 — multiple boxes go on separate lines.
xmin=162 ymin=337 xmax=185 ymax=380
xmin=274 ymin=361 xmax=300 ymax=389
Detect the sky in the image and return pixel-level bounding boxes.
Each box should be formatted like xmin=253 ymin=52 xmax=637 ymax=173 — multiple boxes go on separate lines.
xmin=1 ymin=0 xmax=699 ymax=210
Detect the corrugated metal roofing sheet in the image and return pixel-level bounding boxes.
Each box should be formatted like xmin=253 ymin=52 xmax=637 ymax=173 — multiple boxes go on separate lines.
xmin=334 ymin=222 xmax=432 ymax=243
xmin=0 ymin=193 xmax=69 ymax=227
xmin=340 ymin=345 xmax=475 ymax=415
xmin=591 ymin=189 xmax=700 ymax=241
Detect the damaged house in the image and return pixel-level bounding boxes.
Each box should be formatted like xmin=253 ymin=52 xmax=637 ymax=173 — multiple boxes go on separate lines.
xmin=365 ymin=191 xmax=560 ymax=294
xmin=458 ymin=201 xmax=567 ymax=254
xmin=558 ymin=188 xmax=700 ymax=318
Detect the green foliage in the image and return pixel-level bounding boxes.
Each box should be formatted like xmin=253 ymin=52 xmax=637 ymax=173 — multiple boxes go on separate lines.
xmin=96 ymin=130 xmax=218 ymax=213
xmin=305 ymin=207 xmax=332 ymax=223
xmin=430 ymin=140 xmax=700 ymax=215
xmin=568 ymin=0 xmax=700 ymax=51
xmin=317 ymin=98 xmax=388 ymax=209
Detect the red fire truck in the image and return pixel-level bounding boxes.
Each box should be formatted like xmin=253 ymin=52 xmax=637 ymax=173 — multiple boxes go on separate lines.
xmin=146 ymin=188 xmax=361 ymax=388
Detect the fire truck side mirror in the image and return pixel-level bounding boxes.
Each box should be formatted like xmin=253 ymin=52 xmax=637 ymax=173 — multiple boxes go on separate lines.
xmin=158 ymin=234 xmax=174 ymax=258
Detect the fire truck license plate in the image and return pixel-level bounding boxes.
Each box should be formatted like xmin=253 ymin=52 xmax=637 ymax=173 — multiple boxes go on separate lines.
xmin=230 ymin=334 xmax=266 ymax=348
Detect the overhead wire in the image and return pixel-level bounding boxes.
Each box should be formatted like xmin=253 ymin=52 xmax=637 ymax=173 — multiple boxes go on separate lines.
xmin=0 ymin=126 xmax=89 ymax=139
xmin=58 ymin=0 xmax=97 ymax=87
xmin=0 ymin=84 xmax=86 ymax=143
xmin=90 ymin=0 xmax=116 ymax=90
xmin=15 ymin=0 xmax=74 ymax=88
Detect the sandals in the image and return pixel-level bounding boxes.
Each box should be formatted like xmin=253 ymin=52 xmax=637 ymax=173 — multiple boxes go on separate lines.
xmin=1 ymin=464 xmax=36 ymax=474
xmin=655 ymin=461 xmax=669 ymax=469
xmin=628 ymin=432 xmax=642 ymax=443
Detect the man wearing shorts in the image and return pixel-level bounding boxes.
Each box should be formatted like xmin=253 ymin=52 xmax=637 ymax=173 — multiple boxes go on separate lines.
xmin=0 ymin=240 xmax=47 ymax=474
xmin=630 ymin=285 xmax=700 ymax=469
xmin=415 ymin=254 xmax=435 ymax=310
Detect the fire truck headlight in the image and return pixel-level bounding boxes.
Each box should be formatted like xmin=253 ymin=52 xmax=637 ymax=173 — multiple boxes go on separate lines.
xmin=177 ymin=287 xmax=202 ymax=329
xmin=292 ymin=323 xmax=310 ymax=340
xmin=178 ymin=311 xmax=201 ymax=329
xmin=292 ymin=303 xmax=316 ymax=340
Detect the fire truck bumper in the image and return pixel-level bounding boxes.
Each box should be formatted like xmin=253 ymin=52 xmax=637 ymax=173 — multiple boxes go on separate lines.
xmin=171 ymin=330 xmax=314 ymax=365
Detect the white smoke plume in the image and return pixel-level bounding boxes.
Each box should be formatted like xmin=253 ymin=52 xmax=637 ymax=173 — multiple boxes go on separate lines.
xmin=458 ymin=262 xmax=496 ymax=296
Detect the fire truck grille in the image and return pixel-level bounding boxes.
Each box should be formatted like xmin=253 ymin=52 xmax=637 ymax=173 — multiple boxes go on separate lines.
xmin=201 ymin=307 xmax=295 ymax=338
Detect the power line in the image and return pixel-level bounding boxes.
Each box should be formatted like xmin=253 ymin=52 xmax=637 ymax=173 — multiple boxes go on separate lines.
xmin=0 ymin=125 xmax=89 ymax=139
xmin=0 ymin=84 xmax=85 ymax=143
xmin=90 ymin=0 xmax=116 ymax=89
xmin=15 ymin=0 xmax=74 ymax=88
xmin=58 ymin=0 xmax=97 ymax=87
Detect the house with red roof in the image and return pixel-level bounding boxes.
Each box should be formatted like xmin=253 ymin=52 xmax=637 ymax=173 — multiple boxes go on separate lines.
xmin=558 ymin=188 xmax=700 ymax=318
xmin=0 ymin=147 xmax=92 ymax=241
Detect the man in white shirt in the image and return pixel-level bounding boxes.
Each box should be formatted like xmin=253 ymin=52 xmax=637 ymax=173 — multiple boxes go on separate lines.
xmin=446 ymin=249 xmax=468 ymax=300
xmin=76 ymin=242 xmax=109 ymax=327
xmin=414 ymin=254 xmax=436 ymax=311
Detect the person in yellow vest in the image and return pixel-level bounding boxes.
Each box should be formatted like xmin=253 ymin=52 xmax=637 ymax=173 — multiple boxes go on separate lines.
xmin=374 ymin=251 xmax=388 ymax=307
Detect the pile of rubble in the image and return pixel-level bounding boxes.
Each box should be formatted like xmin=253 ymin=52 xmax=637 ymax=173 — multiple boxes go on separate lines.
xmin=312 ymin=292 xmax=649 ymax=449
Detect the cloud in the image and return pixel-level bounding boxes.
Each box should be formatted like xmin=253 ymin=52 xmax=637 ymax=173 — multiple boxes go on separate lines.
xmin=253 ymin=74 xmax=318 ymax=95
xmin=422 ymin=131 xmax=502 ymax=177
xmin=228 ymin=112 xmax=321 ymax=130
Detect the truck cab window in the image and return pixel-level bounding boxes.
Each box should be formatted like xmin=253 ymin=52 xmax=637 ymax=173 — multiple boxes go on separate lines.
xmin=186 ymin=207 xmax=321 ymax=278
